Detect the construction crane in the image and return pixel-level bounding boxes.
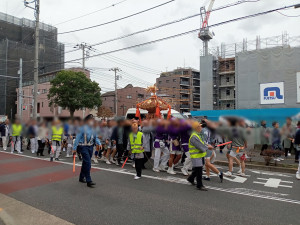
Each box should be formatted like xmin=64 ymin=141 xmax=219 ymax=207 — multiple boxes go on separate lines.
xmin=199 ymin=0 xmax=216 ymax=56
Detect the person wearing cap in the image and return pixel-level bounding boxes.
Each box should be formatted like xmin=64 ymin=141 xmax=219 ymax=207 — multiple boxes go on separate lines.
xmin=73 ymin=114 xmax=102 ymax=188
xmin=49 ymin=120 xmax=64 ymax=161
xmin=187 ymin=121 xmax=213 ymax=191
xmin=127 ymin=123 xmax=144 ymax=179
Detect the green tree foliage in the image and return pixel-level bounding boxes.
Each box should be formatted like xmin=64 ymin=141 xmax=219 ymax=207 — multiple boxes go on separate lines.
xmin=48 ymin=70 xmax=102 ymax=118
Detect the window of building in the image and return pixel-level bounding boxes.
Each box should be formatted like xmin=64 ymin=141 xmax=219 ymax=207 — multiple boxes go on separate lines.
xmin=226 ymin=104 xmax=231 ymax=108
xmin=225 ymin=62 xmax=230 ymax=69
xmin=166 ymin=80 xmax=169 ymax=83
xmin=127 ymin=95 xmax=132 ymax=99
xmin=173 ymin=79 xmax=176 ymax=82
xmin=172 ymin=95 xmax=176 ymax=98
xmin=37 ymin=103 xmax=40 ymax=113
xmin=226 ymin=77 xmax=230 ymax=83
xmin=138 ymin=94 xmax=144 ymax=98
xmin=173 ymin=87 xmax=176 ymax=89
xmin=226 ymin=89 xmax=230 ymax=96
xmin=159 ymin=81 xmax=162 ymax=84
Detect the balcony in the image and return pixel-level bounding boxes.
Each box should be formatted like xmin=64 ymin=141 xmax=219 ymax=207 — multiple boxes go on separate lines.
xmin=180 ymin=81 xmax=190 ymax=86
xmin=218 ymin=71 xmax=235 ymax=75
xmin=219 ymin=83 xmax=235 ymax=88
xmin=180 ymin=104 xmax=190 ymax=109
xmin=193 ymin=82 xmax=200 ymax=87
xmin=180 ymin=89 xmax=189 ymax=94
xmin=193 ymin=74 xmax=200 ymax=79
xmin=193 ymin=97 xmax=200 ymax=102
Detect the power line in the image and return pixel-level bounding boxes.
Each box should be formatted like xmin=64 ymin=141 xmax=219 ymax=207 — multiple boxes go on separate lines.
xmin=21 ymin=4 xmax=299 ymax=76
xmin=55 ymin=0 xmax=130 ymax=26
xmin=276 ymin=11 xmax=300 ymax=17
xmin=91 ymin=0 xmax=260 ymax=47
xmin=58 ymin=0 xmax=175 ymax=35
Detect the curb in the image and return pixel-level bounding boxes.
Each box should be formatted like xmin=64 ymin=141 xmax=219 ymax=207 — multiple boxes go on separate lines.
xmin=214 ymin=160 xmax=298 ymax=174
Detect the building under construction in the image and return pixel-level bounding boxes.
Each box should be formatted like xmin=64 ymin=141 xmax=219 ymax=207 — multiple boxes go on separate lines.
xmin=0 ymin=12 xmax=64 ymax=118
xmin=200 ymin=33 xmax=300 ymax=111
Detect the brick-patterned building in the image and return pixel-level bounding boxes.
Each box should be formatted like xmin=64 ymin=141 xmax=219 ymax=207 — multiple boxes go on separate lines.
xmin=101 ymin=84 xmax=149 ymax=116
xmin=156 ymin=68 xmax=200 ymax=113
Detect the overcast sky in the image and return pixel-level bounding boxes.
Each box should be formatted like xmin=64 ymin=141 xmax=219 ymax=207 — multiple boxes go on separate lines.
xmin=1 ymin=0 xmax=300 ymax=92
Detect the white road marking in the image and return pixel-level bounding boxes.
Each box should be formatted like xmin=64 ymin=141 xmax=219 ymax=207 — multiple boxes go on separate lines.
xmin=250 ymin=170 xmax=292 ymax=178
xmin=209 ymin=174 xmax=248 ymax=183
xmin=254 ymin=178 xmax=293 ymax=188
xmin=1 ymin=151 xmax=299 ymax=205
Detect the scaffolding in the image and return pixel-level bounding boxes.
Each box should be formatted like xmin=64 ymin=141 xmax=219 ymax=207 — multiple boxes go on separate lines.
xmin=201 ymin=33 xmax=300 ymax=58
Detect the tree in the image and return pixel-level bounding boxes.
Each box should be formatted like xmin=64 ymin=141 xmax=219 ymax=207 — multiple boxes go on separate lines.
xmin=97 ymin=106 xmax=114 ymax=118
xmin=48 ymin=70 xmax=102 ymax=118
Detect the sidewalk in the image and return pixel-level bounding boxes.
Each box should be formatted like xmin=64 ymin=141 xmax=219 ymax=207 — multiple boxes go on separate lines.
xmin=0 ymin=194 xmax=74 ymax=225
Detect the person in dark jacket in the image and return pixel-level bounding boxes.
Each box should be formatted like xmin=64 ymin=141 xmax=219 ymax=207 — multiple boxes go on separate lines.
xmin=0 ymin=119 xmax=10 ymax=151
xmin=111 ymin=119 xmax=127 ymax=165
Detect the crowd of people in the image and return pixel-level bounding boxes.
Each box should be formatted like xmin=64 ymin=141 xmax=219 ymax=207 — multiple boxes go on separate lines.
xmin=0 ymin=114 xmax=300 ymax=189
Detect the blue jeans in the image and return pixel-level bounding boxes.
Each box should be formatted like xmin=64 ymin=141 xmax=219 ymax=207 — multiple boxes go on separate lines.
xmin=79 ymin=145 xmax=93 ymax=183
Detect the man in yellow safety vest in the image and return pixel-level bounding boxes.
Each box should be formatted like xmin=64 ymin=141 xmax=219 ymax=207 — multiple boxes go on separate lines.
xmin=49 ymin=120 xmax=64 ymax=161
xmin=127 ymin=123 xmax=144 ymax=180
xmin=187 ymin=121 xmax=213 ymax=191
xmin=11 ymin=119 xmax=23 ymax=154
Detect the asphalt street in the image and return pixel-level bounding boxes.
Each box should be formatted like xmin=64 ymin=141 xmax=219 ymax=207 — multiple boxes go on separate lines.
xmin=0 ymin=149 xmax=299 ymax=225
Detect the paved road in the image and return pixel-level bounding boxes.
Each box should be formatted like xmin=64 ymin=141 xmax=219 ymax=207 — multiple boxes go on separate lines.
xmin=0 ymin=150 xmax=299 ymax=225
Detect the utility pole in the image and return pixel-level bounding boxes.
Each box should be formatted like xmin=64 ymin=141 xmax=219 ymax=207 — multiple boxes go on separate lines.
xmin=24 ymin=0 xmax=40 ymax=119
xmin=18 ymin=58 xmax=23 ymax=120
xmin=74 ymin=43 xmax=92 ymax=118
xmin=109 ymin=68 xmax=121 ymax=116
xmin=75 ymin=43 xmax=92 ymax=69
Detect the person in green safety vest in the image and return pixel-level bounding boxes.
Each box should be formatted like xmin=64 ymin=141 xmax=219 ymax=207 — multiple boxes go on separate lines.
xmin=187 ymin=121 xmax=213 ymax=191
xmin=11 ymin=119 xmax=23 ymax=154
xmin=49 ymin=119 xmax=64 ymax=161
xmin=127 ymin=122 xmax=144 ymax=180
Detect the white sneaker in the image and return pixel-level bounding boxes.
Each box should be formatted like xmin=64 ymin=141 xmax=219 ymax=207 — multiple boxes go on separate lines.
xmin=296 ymin=172 xmax=300 ymax=180
xmin=134 ymin=175 xmax=141 ymax=180
xmin=66 ymin=154 xmax=70 ymax=158
xmin=18 ymin=152 xmax=23 ymax=154
xmin=274 ymin=158 xmax=280 ymax=162
xmin=3 ymin=148 xmax=7 ymax=151
xmin=279 ymin=158 xmax=284 ymax=161
xmin=224 ymin=171 xmax=232 ymax=177
xmin=132 ymin=162 xmax=135 ymax=168
xmin=111 ymin=159 xmax=116 ymax=164
xmin=153 ymin=168 xmax=160 ymax=173
xmin=93 ymin=158 xmax=98 ymax=163
xmin=237 ymin=169 xmax=242 ymax=175
xmin=100 ymin=156 xmax=106 ymax=162
xmin=159 ymin=164 xmax=167 ymax=172
xmin=167 ymin=167 xmax=176 ymax=175
xmin=181 ymin=168 xmax=189 ymax=176
xmin=115 ymin=161 xmax=120 ymax=166
xmin=237 ymin=172 xmax=246 ymax=177
xmin=106 ymin=159 xmax=112 ymax=165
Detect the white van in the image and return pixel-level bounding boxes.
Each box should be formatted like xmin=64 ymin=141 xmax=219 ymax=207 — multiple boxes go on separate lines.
xmin=125 ymin=108 xmax=184 ymax=120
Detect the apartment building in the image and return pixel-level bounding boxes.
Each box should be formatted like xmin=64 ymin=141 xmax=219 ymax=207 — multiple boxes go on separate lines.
xmin=101 ymin=84 xmax=149 ymax=117
xmin=156 ymin=68 xmax=200 ymax=113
